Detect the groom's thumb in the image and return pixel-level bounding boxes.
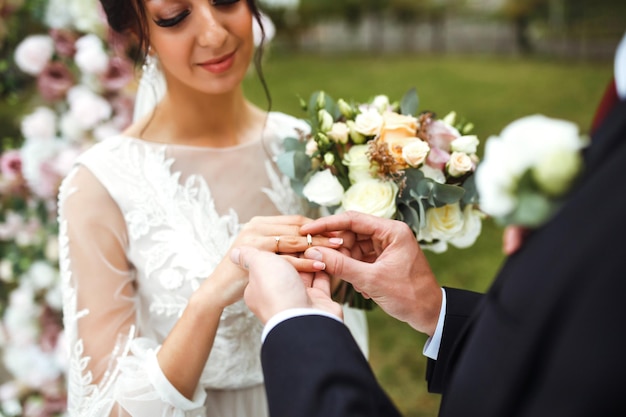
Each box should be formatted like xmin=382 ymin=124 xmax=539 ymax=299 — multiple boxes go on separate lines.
xmin=304 ymin=247 xmax=368 ymax=286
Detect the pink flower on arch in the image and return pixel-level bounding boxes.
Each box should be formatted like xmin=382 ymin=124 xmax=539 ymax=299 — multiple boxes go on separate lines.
xmin=37 ymin=61 xmax=75 ymax=102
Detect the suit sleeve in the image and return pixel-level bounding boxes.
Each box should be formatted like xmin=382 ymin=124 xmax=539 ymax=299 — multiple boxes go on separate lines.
xmin=261 ymin=315 xmax=402 ymax=417
xmin=426 ymin=287 xmax=483 ymax=393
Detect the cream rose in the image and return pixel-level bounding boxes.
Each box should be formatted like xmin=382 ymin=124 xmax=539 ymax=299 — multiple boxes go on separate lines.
xmin=328 ymin=122 xmax=349 ymax=144
xmin=354 ymin=109 xmax=383 ymax=137
xmin=343 ymin=145 xmax=376 ymax=184
xmin=446 ymin=151 xmax=474 ymax=177
xmin=421 ymin=203 xmax=464 ymax=242
xmin=341 ymin=179 xmax=398 ymax=219
xmin=402 ymin=140 xmax=430 ymax=167
xmin=449 ymin=205 xmax=484 ymax=248
xmin=303 ymin=169 xmax=345 ymax=206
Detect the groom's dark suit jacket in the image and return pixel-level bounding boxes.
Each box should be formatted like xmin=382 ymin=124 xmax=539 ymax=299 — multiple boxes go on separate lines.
xmin=260 ymin=101 xmax=626 ymax=417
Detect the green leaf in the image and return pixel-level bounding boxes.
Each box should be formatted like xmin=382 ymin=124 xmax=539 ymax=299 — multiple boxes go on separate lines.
xmin=461 ymin=175 xmax=479 ymax=205
xmin=276 ymin=150 xmax=311 ymax=181
xmin=432 ymin=182 xmax=465 ymax=207
xmin=308 ymin=91 xmax=338 ymax=121
xmin=282 ymin=137 xmax=305 ymax=152
xmin=508 ymin=192 xmax=554 ymax=228
xmin=400 ymin=87 xmax=419 ymax=116
xmin=397 ymin=202 xmax=421 ymax=235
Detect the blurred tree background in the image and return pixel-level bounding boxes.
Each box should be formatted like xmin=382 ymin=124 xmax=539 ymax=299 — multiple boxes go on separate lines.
xmin=0 ymin=0 xmax=622 ymax=416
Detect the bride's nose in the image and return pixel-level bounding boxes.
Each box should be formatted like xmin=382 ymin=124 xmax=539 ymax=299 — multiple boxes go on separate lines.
xmin=196 ymin=7 xmax=228 ymax=48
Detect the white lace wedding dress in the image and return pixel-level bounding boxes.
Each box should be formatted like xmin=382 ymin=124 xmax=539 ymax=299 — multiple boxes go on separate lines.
xmin=57 ymin=111 xmax=368 ymax=417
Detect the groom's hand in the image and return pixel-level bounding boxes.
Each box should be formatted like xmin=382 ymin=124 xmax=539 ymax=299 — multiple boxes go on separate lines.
xmin=301 ymin=211 xmax=442 ymax=336
xmin=230 ymin=246 xmax=342 ymax=324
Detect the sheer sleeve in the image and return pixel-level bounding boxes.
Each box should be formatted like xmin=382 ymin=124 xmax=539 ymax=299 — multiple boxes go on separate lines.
xmin=58 ymin=166 xmax=206 ymax=417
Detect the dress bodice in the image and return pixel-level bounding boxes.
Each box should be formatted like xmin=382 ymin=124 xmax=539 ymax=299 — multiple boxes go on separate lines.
xmin=58 ymin=112 xmax=312 ymax=415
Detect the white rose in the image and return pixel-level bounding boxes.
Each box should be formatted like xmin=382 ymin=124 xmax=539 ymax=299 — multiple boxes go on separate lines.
xmin=499 ymin=114 xmax=584 ymax=174
xmin=45 ymin=283 xmax=64 ymax=310
xmin=371 ymin=95 xmax=391 ymax=112
xmin=4 ymin=345 xmax=62 ymax=388
xmin=451 ymin=135 xmax=479 ymax=154
xmin=60 ymin=113 xmax=85 ymax=142
xmin=21 ymin=107 xmax=57 ymax=141
xmin=446 ymin=151 xmax=474 ymax=177
xmin=420 ymin=203 xmax=464 ymax=242
xmin=44 ymin=0 xmax=72 ymax=28
xmin=328 ymin=122 xmax=349 ymax=144
xmin=68 ymin=0 xmax=106 ymax=34
xmin=14 ymin=35 xmax=54 ymax=76
xmin=44 ymin=236 xmax=60 ymax=262
xmin=93 ymin=122 xmax=121 ymax=142
xmin=67 ymin=86 xmax=112 ymax=130
xmin=20 ymin=137 xmax=65 ymax=197
xmin=0 ymin=260 xmax=13 ymax=283
xmin=24 ymin=261 xmax=58 ymax=290
xmin=343 ymin=145 xmax=376 ymax=184
xmin=75 ymin=34 xmax=109 ymax=74
xmin=474 ymin=147 xmax=517 ymax=217
xmin=402 ymin=140 xmax=430 ymax=167
xmin=303 ymin=169 xmax=345 ymax=206
xmin=342 ymin=179 xmax=398 ymax=219
xmin=449 ymin=205 xmax=484 ymax=248
xmin=354 ymin=109 xmax=383 ymax=137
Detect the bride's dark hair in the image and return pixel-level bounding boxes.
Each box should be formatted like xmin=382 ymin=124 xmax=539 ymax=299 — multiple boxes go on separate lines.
xmin=99 ymin=0 xmax=271 ymax=108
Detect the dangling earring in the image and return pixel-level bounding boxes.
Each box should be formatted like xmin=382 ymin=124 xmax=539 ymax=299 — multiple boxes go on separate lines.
xmin=142 ymin=48 xmax=158 ymax=84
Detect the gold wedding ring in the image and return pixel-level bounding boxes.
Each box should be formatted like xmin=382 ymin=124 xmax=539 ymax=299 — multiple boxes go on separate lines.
xmin=306 ymin=233 xmax=313 ymax=247
xmin=274 ymin=236 xmax=280 ymax=253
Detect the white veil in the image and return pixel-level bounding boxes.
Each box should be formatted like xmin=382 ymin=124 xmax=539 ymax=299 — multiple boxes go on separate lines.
xmin=131 ymin=12 xmax=275 ymax=123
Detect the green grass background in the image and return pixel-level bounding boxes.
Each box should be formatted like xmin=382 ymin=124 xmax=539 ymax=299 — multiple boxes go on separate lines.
xmin=243 ymin=53 xmax=613 ymax=417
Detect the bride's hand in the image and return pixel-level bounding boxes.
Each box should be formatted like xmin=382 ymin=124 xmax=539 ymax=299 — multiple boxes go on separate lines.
xmin=199 ymin=216 xmax=343 ymax=309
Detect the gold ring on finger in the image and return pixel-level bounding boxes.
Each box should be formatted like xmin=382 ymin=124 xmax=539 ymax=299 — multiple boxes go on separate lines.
xmin=274 ymin=236 xmax=281 ymax=253
xmin=306 ymin=233 xmax=313 ymax=247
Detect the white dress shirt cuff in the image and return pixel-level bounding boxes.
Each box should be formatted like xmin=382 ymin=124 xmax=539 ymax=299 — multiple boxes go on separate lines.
xmin=422 ymin=288 xmax=447 ymax=360
xmin=262 ymin=308 xmax=344 ymax=343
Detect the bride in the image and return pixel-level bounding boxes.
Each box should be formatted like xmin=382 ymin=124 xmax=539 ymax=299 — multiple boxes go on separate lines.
xmin=57 ymin=0 xmax=368 ymax=416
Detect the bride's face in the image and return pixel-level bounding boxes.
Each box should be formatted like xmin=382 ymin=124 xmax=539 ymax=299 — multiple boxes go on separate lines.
xmin=144 ymin=0 xmax=254 ymax=96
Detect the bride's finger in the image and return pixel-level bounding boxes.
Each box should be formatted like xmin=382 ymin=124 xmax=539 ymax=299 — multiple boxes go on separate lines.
xmin=273 ymin=234 xmax=343 ymax=254
xmin=282 ymin=255 xmax=326 ymax=273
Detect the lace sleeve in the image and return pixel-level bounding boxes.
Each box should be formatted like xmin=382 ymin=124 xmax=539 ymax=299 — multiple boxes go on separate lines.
xmin=58 ymin=166 xmax=205 ymax=417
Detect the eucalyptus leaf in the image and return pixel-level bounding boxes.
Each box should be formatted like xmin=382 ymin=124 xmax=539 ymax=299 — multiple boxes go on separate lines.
xmin=397 ymin=202 xmax=421 ymax=235
xmin=276 ymin=150 xmax=311 ymax=181
xmin=400 ymin=87 xmax=419 ymax=116
xmin=508 ymin=192 xmax=554 ymax=228
xmin=282 ymin=137 xmax=306 ymax=152
xmin=461 ymin=175 xmax=479 ymax=205
xmin=432 ymin=182 xmax=465 ymax=207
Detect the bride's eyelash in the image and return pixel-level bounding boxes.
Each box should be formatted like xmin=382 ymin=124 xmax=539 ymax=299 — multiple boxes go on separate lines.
xmin=154 ymin=9 xmax=191 ymax=28
xmin=211 ymin=0 xmax=240 ymax=6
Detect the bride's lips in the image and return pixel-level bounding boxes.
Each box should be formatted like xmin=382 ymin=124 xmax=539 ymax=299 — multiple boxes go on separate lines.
xmin=198 ymin=51 xmax=236 ymax=74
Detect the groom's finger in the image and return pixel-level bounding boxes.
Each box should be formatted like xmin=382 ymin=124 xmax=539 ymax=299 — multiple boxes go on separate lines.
xmin=301 ymin=211 xmax=385 ymax=238
xmin=303 ymin=247 xmax=372 ymax=288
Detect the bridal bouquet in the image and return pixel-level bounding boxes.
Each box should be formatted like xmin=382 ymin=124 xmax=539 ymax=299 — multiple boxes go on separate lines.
xmin=278 ymin=89 xmax=484 ymax=256
xmin=475 ymin=115 xmax=588 ymax=227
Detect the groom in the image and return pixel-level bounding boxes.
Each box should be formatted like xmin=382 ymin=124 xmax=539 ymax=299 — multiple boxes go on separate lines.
xmin=233 ymin=32 xmax=626 ymax=417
